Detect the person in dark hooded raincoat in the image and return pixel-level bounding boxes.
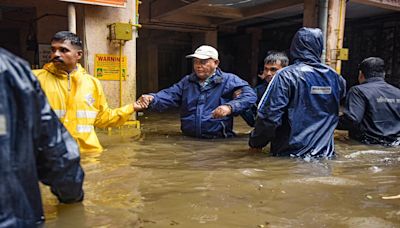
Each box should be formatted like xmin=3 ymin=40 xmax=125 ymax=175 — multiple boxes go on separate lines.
xmin=0 ymin=48 xmax=84 ymax=227
xmin=249 ymin=27 xmax=346 ymax=157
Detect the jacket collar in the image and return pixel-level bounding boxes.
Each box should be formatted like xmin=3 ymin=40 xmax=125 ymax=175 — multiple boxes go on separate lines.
xmin=188 ymin=68 xmax=223 ymax=85
xmin=43 ymin=62 xmax=86 ymax=78
xmin=362 ymin=77 xmax=385 ymax=84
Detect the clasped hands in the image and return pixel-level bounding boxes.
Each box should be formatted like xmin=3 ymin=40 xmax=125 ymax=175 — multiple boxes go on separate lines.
xmin=133 ymin=94 xmax=232 ymax=118
xmin=133 ymin=94 xmax=154 ymax=111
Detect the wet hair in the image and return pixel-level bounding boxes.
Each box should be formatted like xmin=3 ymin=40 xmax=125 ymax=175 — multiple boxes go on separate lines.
xmin=358 ymin=57 xmax=385 ymax=79
xmin=264 ymin=51 xmax=289 ymax=67
xmin=51 ymin=31 xmax=83 ymax=49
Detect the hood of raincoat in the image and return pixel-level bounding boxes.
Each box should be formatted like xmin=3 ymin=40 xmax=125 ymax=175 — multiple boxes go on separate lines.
xmin=290 ymin=27 xmax=323 ymax=64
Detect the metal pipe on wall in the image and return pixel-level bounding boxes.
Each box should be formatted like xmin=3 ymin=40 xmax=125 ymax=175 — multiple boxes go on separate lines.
xmin=335 ymin=0 xmax=346 ymax=74
xmin=319 ymin=0 xmax=328 ymax=63
xmin=68 ymin=3 xmax=76 ymax=34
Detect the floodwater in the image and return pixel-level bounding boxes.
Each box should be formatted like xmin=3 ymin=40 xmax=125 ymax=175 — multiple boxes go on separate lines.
xmin=42 ymin=111 xmax=400 ymax=227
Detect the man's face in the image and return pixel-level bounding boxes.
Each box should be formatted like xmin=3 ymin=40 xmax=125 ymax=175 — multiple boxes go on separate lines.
xmin=193 ymin=58 xmax=219 ymax=81
xmin=259 ymin=61 xmax=283 ymax=83
xmin=50 ymin=40 xmax=82 ymax=72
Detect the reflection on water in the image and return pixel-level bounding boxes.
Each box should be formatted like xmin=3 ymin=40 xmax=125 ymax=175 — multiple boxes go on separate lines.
xmin=42 ymin=111 xmax=400 ymax=227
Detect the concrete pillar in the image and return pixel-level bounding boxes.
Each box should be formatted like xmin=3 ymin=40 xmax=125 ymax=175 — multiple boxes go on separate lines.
xmin=335 ymin=0 xmax=347 ymax=73
xmin=67 ymin=3 xmax=76 ymax=33
xmin=205 ymin=30 xmax=218 ymax=48
xmin=303 ymin=0 xmax=318 ymax=28
xmin=326 ymin=0 xmax=346 ymax=71
xmin=148 ymin=43 xmax=158 ymax=92
xmin=319 ymin=0 xmax=328 ymax=63
xmin=83 ymin=0 xmax=137 ymax=117
xmin=247 ymin=28 xmax=262 ymax=86
xmin=192 ymin=30 xmax=218 ymax=50
xmin=192 ymin=32 xmax=203 ymax=50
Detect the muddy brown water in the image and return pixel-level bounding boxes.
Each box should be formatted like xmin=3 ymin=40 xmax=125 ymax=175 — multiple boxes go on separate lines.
xmin=42 ymin=112 xmax=400 ymax=227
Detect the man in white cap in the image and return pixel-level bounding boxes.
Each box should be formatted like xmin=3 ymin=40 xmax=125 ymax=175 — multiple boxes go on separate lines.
xmin=138 ymin=45 xmax=256 ymax=138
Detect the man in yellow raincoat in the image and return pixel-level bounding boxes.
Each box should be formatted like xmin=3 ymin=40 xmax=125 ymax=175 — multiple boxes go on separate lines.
xmin=34 ymin=31 xmax=142 ymax=153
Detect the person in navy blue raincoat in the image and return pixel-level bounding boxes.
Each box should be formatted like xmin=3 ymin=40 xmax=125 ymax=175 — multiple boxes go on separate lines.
xmin=0 ymin=48 xmax=84 ymax=227
xmin=337 ymin=57 xmax=400 ymax=146
xmin=240 ymin=51 xmax=289 ymax=127
xmin=249 ymin=27 xmax=346 ymax=157
xmin=137 ymin=45 xmax=257 ymax=138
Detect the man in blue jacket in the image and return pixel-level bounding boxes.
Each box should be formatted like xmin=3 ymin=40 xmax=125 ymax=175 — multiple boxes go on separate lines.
xmin=240 ymin=51 xmax=289 ymax=127
xmin=249 ymin=27 xmax=346 ymax=157
xmin=0 ymin=48 xmax=84 ymax=226
xmin=337 ymin=57 xmax=400 ymax=146
xmin=137 ymin=45 xmax=257 ymax=138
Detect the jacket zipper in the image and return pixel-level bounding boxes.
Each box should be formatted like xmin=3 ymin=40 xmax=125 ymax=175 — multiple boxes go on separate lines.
xmin=67 ymin=72 xmax=71 ymax=91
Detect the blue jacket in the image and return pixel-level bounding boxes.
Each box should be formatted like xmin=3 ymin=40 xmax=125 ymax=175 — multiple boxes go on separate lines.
xmin=249 ymin=27 xmax=346 ymax=157
xmin=149 ymin=68 xmax=257 ymax=138
xmin=240 ymin=82 xmax=268 ymax=127
xmin=0 ymin=48 xmax=84 ymax=227
xmin=338 ymin=77 xmax=400 ymax=145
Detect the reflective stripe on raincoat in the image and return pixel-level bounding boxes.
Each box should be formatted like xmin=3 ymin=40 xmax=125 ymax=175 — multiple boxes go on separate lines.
xmin=34 ymin=63 xmax=134 ymax=152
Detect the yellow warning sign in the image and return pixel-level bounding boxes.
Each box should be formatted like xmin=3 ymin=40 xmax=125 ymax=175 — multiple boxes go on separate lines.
xmin=94 ymin=54 xmax=127 ymax=80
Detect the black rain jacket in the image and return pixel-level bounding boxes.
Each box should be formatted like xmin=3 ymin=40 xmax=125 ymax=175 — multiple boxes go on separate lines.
xmin=0 ymin=48 xmax=84 ymax=227
xmin=338 ymin=77 xmax=400 ymax=145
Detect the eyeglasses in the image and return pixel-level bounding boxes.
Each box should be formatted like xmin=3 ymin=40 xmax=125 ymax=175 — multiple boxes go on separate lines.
xmin=193 ymin=59 xmax=213 ymax=65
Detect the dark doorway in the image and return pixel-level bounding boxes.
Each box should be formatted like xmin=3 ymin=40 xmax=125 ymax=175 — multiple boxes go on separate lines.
xmin=0 ymin=5 xmax=36 ymax=64
xmin=0 ymin=29 xmax=21 ymax=56
xmin=158 ymin=44 xmax=192 ymax=90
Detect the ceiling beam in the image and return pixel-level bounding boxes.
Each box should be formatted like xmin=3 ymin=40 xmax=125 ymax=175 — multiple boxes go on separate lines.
xmin=151 ymin=12 xmax=214 ymax=26
xmin=221 ymin=0 xmax=303 ymax=25
xmin=150 ymin=0 xmax=191 ymax=19
xmin=187 ymin=5 xmax=243 ymax=19
xmin=150 ymin=0 xmax=206 ymax=19
xmin=351 ymin=0 xmax=400 ymax=11
xmin=141 ymin=21 xmax=217 ymax=33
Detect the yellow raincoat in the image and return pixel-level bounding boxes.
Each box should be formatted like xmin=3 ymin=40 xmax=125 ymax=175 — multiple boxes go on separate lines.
xmin=34 ymin=63 xmax=134 ymax=152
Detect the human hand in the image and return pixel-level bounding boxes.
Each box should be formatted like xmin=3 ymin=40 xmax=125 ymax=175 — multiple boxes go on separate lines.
xmin=257 ymin=73 xmax=265 ymax=80
xmin=232 ymin=89 xmax=242 ymax=99
xmin=212 ymin=105 xmax=232 ymax=118
xmin=248 ymin=147 xmax=263 ymax=153
xmin=133 ymin=101 xmax=145 ymax=111
xmin=134 ymin=94 xmax=154 ymax=111
xmin=138 ymin=94 xmax=154 ymax=106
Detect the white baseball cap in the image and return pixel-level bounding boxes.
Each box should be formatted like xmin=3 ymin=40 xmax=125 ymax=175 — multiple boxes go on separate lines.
xmin=186 ymin=45 xmax=219 ymax=60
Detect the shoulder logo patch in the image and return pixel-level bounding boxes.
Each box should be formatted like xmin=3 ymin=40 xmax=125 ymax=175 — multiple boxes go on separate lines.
xmin=311 ymin=86 xmax=332 ymax=95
